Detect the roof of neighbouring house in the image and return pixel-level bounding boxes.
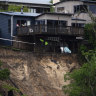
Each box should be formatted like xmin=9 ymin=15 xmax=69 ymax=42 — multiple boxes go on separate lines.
xmin=54 ymin=0 xmax=96 ymax=5
xmin=36 ymin=12 xmax=72 ymax=18
xmin=0 ymin=12 xmax=40 ymax=17
xmin=0 ymin=0 xmax=51 ymax=5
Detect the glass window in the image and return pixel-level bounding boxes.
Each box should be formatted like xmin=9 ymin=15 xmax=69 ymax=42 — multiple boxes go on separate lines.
xmin=57 ymin=7 xmax=64 ymax=12
xmin=27 ymin=21 xmax=31 ymax=26
xmin=74 ymin=5 xmax=87 ymax=13
xmin=21 ymin=20 xmax=26 ymax=26
xmin=72 ymin=23 xmax=84 ymax=27
xmin=89 ymin=5 xmax=96 ymax=14
xmin=17 ymin=20 xmax=29 ymax=27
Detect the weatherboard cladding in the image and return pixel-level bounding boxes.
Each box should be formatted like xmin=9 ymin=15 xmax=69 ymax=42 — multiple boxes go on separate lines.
xmin=0 ymin=12 xmax=36 ymax=46
xmin=0 ymin=14 xmax=11 ymax=45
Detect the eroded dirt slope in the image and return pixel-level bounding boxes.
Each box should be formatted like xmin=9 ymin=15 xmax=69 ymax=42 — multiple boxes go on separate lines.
xmin=0 ymin=48 xmax=79 ymax=96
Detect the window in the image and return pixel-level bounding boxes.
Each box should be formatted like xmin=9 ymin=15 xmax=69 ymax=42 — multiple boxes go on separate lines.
xmin=8 ymin=19 xmax=11 ymax=33
xmin=74 ymin=5 xmax=87 ymax=13
xmin=72 ymin=23 xmax=84 ymax=27
xmin=89 ymin=5 xmax=96 ymax=14
xmin=57 ymin=7 xmax=64 ymax=12
xmin=16 ymin=20 xmax=31 ymax=27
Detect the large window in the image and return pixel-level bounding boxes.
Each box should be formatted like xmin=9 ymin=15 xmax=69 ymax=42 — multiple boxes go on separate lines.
xmin=72 ymin=23 xmax=84 ymax=27
xmin=74 ymin=5 xmax=87 ymax=13
xmin=16 ymin=20 xmax=31 ymax=27
xmin=89 ymin=5 xmax=96 ymax=14
xmin=8 ymin=19 xmax=11 ymax=33
xmin=29 ymin=8 xmax=50 ymax=13
xmin=57 ymin=7 xmax=64 ymax=12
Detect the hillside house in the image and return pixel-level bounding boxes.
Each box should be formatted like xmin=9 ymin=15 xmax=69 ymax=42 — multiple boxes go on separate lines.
xmin=0 ymin=0 xmax=96 ymax=53
xmin=0 ymin=11 xmax=84 ymax=53
xmin=0 ymin=0 xmax=51 ymax=13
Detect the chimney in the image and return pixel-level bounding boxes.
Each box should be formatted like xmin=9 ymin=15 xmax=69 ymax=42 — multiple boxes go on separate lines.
xmin=21 ymin=6 xmax=24 ymax=14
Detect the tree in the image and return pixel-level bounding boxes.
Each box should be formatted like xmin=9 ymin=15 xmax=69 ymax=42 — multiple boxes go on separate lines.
xmin=63 ymin=5 xmax=96 ymax=96
xmin=50 ymin=0 xmax=55 ymax=12
xmin=63 ymin=50 xmax=96 ymax=96
xmin=8 ymin=5 xmax=28 ymax=12
xmin=0 ymin=61 xmax=10 ymax=80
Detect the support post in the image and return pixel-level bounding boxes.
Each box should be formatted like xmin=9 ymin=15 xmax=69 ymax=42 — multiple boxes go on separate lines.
xmin=11 ymin=15 xmax=13 ymax=45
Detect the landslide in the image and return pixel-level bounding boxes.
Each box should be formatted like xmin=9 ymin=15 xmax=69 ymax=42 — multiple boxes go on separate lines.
xmin=0 ymin=47 xmax=79 ymax=96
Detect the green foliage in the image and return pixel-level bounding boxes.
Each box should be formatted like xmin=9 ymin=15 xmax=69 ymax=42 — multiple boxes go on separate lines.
xmin=50 ymin=6 xmax=55 ymax=12
xmin=3 ymin=84 xmax=20 ymax=92
xmin=85 ymin=23 xmax=96 ymax=44
xmin=49 ymin=0 xmax=55 ymax=12
xmin=0 ymin=69 xmax=10 ymax=80
xmin=8 ymin=5 xmax=28 ymax=12
xmin=0 ymin=61 xmax=10 ymax=80
xmin=63 ymin=51 xmax=96 ymax=96
xmin=63 ymin=22 xmax=96 ymax=96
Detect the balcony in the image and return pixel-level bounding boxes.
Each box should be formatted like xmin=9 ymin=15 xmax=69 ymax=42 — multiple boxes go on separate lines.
xmin=17 ymin=25 xmax=84 ymax=36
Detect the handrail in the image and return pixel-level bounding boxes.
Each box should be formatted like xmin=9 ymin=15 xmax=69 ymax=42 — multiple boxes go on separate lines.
xmin=17 ymin=25 xmax=84 ymax=36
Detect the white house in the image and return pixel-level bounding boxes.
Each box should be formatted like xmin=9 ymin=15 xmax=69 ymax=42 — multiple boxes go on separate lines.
xmin=54 ymin=0 xmax=96 ymax=27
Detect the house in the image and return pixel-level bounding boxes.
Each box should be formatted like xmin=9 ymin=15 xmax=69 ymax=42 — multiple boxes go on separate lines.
xmin=0 ymin=12 xmax=40 ymax=46
xmin=54 ymin=0 xmax=96 ymax=27
xmin=0 ymin=11 xmax=84 ymax=52
xmin=0 ymin=0 xmax=51 ymax=13
xmin=0 ymin=0 xmax=96 ymax=53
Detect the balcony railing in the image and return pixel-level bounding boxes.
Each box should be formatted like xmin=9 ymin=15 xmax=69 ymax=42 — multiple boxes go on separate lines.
xmin=17 ymin=25 xmax=84 ymax=36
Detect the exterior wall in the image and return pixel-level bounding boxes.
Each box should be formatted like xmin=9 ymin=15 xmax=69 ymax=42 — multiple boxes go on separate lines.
xmin=72 ymin=13 xmax=94 ymax=24
xmin=0 ymin=14 xmax=36 ymax=46
xmin=36 ymin=14 xmax=72 ymax=26
xmin=55 ymin=1 xmax=83 ymax=14
xmin=0 ymin=14 xmax=11 ymax=46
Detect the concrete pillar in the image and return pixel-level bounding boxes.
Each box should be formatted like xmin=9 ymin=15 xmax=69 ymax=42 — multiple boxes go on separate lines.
xmin=45 ymin=19 xmax=47 ymax=32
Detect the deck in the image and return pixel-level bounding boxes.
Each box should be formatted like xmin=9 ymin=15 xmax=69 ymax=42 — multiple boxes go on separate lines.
xmin=17 ymin=25 xmax=84 ymax=36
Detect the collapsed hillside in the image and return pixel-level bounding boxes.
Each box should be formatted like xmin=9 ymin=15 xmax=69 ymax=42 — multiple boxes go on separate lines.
xmin=0 ymin=48 xmax=79 ymax=96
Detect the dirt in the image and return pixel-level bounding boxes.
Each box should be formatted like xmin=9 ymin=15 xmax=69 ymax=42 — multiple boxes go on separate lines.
xmin=0 ymin=48 xmax=79 ymax=96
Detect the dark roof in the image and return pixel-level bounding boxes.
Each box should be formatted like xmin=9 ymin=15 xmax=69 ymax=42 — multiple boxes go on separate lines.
xmin=37 ymin=12 xmax=72 ymax=18
xmin=54 ymin=0 xmax=96 ymax=5
xmin=0 ymin=12 xmax=40 ymax=17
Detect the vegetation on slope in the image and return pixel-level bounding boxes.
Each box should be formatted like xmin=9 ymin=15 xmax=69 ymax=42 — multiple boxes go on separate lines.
xmin=63 ymin=14 xmax=96 ymax=96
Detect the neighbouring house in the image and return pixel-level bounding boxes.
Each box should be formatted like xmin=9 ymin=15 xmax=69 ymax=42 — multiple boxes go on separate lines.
xmin=54 ymin=0 xmax=96 ymax=27
xmin=0 ymin=0 xmax=51 ymax=13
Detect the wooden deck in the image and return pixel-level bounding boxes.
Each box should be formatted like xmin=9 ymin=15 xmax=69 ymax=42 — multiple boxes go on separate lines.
xmin=17 ymin=25 xmax=84 ymax=36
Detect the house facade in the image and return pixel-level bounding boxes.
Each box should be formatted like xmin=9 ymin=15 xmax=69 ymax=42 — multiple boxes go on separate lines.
xmin=0 ymin=12 xmax=39 ymax=46
xmin=0 ymin=0 xmax=51 ymax=13
xmin=0 ymin=0 xmax=96 ymax=53
xmin=54 ymin=0 xmax=96 ymax=27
